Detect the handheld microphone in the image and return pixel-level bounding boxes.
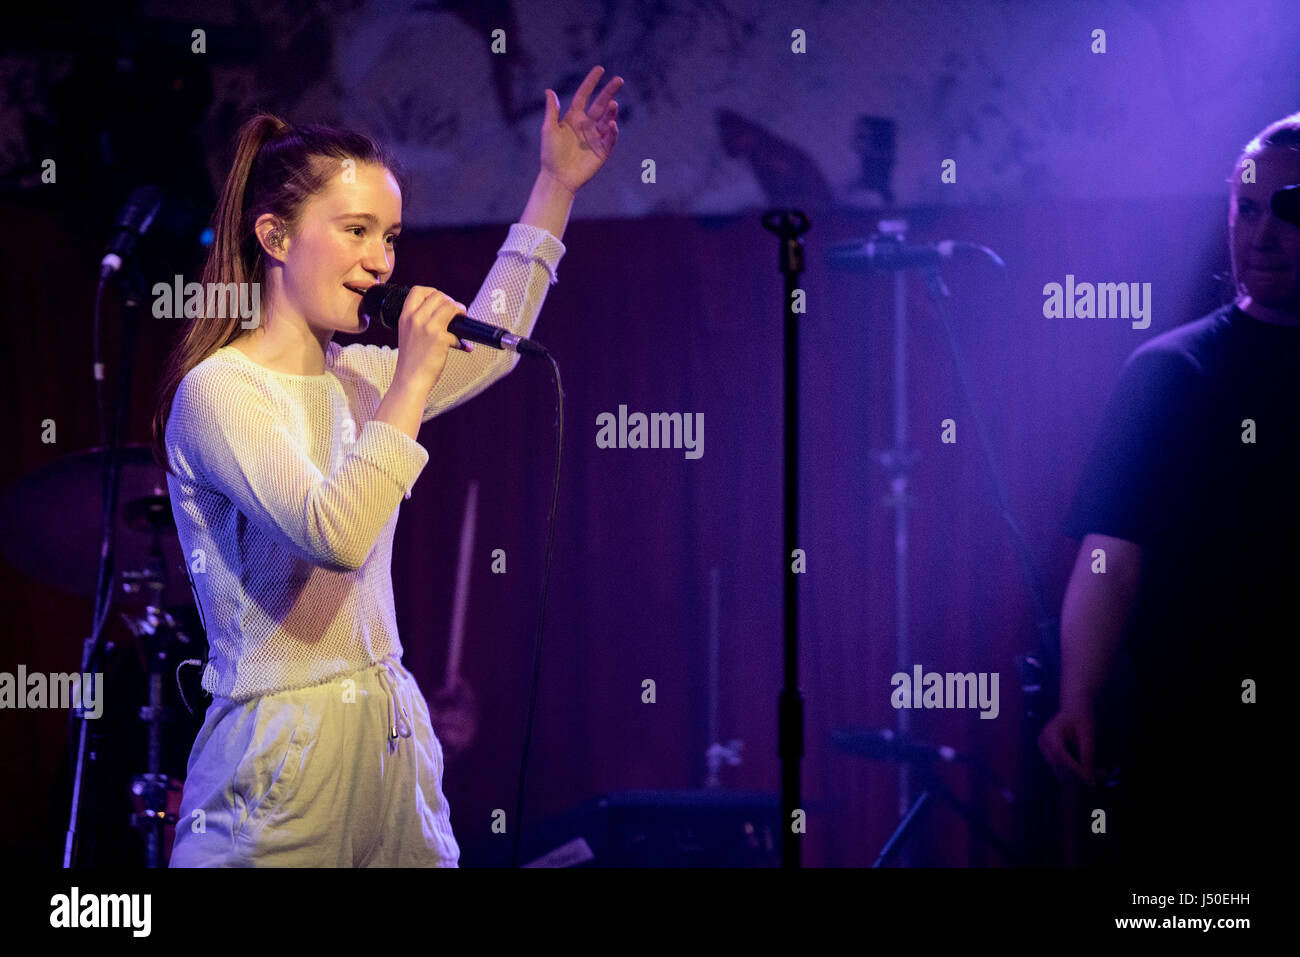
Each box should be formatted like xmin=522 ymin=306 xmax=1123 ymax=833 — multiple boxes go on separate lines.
xmin=360 ymin=283 xmax=549 ymax=358
xmin=100 ymin=185 xmax=165 ymax=279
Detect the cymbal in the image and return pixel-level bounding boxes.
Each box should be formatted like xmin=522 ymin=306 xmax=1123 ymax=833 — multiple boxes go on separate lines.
xmin=0 ymin=443 xmax=191 ymax=605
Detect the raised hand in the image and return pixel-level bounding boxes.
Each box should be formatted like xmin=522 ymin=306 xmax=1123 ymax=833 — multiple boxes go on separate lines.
xmin=541 ymin=65 xmax=623 ymax=193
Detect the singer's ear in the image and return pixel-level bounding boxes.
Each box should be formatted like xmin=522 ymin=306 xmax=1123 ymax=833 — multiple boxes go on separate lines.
xmin=254 ymin=213 xmax=289 ymax=262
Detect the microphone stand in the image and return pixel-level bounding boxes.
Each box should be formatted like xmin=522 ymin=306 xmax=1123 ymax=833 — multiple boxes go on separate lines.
xmin=866 ymin=222 xmax=923 ymax=866
xmin=872 ymin=760 xmax=1020 ymax=867
xmin=63 ymin=264 xmax=145 ymax=867
xmin=761 ymin=209 xmax=809 ymax=868
xmin=833 ymin=228 xmax=1054 ymax=866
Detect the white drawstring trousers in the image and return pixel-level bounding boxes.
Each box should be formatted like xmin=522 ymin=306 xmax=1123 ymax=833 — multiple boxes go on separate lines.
xmin=169 ymin=656 xmax=460 ymax=867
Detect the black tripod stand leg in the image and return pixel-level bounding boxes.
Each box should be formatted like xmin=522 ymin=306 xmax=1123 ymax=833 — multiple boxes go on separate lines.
xmin=934 ymin=781 xmax=1022 ymax=866
xmin=872 ymin=789 xmax=934 ymax=868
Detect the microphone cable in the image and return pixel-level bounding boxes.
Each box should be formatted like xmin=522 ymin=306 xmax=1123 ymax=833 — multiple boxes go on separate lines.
xmin=511 ymin=350 xmax=563 ymax=868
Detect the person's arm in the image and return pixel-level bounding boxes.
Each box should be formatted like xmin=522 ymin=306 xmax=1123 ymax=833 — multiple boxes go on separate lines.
xmin=520 ymin=169 xmax=575 ymax=241
xmin=352 ymin=67 xmax=619 ymax=425
xmin=336 ymin=223 xmax=566 ymax=426
xmin=421 ymin=223 xmax=566 ymax=420
xmin=1039 ymin=532 xmax=1142 ymax=783
xmin=372 ymin=372 xmax=434 ymax=440
xmin=170 ymin=363 xmax=429 ymax=571
xmin=1057 ymin=351 xmax=1198 ymax=712
xmin=1044 ymin=347 xmax=1200 ymax=782
xmin=1060 ymin=533 xmax=1143 ymax=713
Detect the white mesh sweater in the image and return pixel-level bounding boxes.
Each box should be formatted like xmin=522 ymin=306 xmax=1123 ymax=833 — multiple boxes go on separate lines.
xmin=165 ymin=222 xmax=565 ymax=701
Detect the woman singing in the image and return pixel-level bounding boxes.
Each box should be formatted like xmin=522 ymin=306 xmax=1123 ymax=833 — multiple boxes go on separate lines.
xmin=151 ymin=66 xmax=621 ymax=866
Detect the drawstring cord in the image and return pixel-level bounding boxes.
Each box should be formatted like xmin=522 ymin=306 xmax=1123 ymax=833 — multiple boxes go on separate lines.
xmin=176 ymin=658 xmax=207 ymax=716
xmin=376 ymin=658 xmax=413 ymax=751
xmin=173 ymin=654 xmax=412 ymax=753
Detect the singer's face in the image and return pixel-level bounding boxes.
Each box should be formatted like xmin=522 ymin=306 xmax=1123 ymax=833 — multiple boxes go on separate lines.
xmin=1229 ymin=146 xmax=1300 ymax=313
xmin=284 ymin=161 xmax=401 ymax=335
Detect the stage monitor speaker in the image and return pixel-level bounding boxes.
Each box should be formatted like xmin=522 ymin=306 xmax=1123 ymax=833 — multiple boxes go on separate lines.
xmin=485 ymin=789 xmax=781 ymax=867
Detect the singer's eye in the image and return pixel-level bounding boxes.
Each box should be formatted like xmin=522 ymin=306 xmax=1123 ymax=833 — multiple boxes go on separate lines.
xmin=348 ymin=226 xmax=397 ymax=245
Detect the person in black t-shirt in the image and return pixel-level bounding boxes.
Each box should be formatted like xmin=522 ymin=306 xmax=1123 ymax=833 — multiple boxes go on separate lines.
xmin=1038 ymin=113 xmax=1300 ymax=873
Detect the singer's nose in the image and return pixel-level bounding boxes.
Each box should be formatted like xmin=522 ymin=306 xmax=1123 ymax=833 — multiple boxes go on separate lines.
xmin=362 ymin=241 xmax=392 ymax=276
